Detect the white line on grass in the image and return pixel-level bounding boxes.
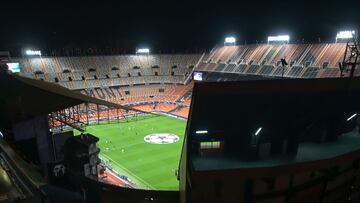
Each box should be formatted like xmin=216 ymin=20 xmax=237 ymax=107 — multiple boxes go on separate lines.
xmin=101 ymin=153 xmax=156 ymax=190
xmin=103 ymin=141 xmax=146 ymax=152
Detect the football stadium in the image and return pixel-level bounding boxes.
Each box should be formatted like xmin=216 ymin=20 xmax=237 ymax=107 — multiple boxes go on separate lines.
xmin=0 ymin=3 xmax=360 ymax=202
xmin=75 ymin=115 xmax=186 ymax=190
xmin=1 ymin=32 xmax=360 ymax=203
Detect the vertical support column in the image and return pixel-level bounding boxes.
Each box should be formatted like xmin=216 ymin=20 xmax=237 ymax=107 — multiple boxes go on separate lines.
xmin=107 ymin=107 xmax=110 ymax=124
xmin=243 ymin=179 xmax=253 ymax=203
xmin=97 ymin=104 xmax=100 ymax=125
xmin=285 ymin=174 xmax=295 ymax=202
xmin=64 ymin=109 xmax=67 ymax=124
xmin=341 ymin=42 xmax=349 ymax=77
xmin=70 ymin=106 xmax=73 ymax=122
xmin=51 ymin=112 xmax=55 ymax=130
xmin=86 ymin=103 xmax=89 ymax=125
xmin=77 ymin=104 xmax=81 ymax=123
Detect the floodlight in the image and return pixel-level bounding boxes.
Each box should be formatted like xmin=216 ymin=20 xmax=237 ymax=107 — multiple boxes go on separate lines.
xmin=268 ymin=35 xmax=290 ymax=43
xmin=196 ymin=130 xmax=208 ymax=134
xmin=193 ymin=71 xmax=203 ymax=81
xmin=6 ymin=63 xmax=20 ymax=73
xmin=225 ymin=37 xmax=236 ymax=43
xmin=336 ymin=30 xmax=356 ymax=42
xmin=26 ymin=50 xmax=41 ymax=56
xmin=224 ymin=37 xmax=236 ymax=46
xmin=347 ymin=113 xmax=357 ymax=121
xmin=254 ymin=127 xmax=262 ymax=136
xmin=136 ymin=48 xmax=150 ymax=54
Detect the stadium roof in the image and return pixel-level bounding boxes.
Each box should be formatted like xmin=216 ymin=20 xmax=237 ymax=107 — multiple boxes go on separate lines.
xmin=0 ymin=69 xmax=146 ymax=122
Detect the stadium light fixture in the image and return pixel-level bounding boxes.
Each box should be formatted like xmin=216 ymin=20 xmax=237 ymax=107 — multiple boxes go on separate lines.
xmin=225 ymin=37 xmax=236 ymax=43
xmin=136 ymin=48 xmax=150 ymax=54
xmin=196 ymin=130 xmax=208 ymax=134
xmin=26 ymin=50 xmax=41 ymax=56
xmin=254 ymin=127 xmax=262 ymax=136
xmin=224 ymin=37 xmax=236 ymax=46
xmin=193 ymin=71 xmax=203 ymax=81
xmin=267 ymin=35 xmax=290 ymax=43
xmin=347 ymin=113 xmax=357 ymax=121
xmin=6 ymin=63 xmax=20 ymax=73
xmin=336 ymin=30 xmax=356 ymax=42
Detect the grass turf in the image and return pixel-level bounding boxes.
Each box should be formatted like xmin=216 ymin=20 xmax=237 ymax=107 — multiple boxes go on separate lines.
xmin=79 ymin=115 xmax=186 ymax=191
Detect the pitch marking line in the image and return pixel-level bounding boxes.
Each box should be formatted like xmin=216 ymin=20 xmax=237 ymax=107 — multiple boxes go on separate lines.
xmin=102 ymin=141 xmax=147 ymax=152
xmin=100 ymin=153 xmax=156 ymax=190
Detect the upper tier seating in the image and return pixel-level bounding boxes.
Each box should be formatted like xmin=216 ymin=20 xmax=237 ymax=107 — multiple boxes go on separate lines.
xmin=197 ymin=43 xmax=360 ymax=78
xmin=16 ymin=54 xmax=202 ymax=89
xmin=12 ymin=43 xmax=359 ymax=115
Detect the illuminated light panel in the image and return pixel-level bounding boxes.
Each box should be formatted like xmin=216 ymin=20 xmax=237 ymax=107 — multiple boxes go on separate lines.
xmin=225 ymin=37 xmax=236 ymax=43
xmin=347 ymin=113 xmax=357 ymax=121
xmin=268 ymin=35 xmax=290 ymax=43
xmin=6 ymin=63 xmax=20 ymax=73
xmin=200 ymin=141 xmax=221 ymax=149
xmin=254 ymin=127 xmax=262 ymax=136
xmin=196 ymin=130 xmax=208 ymax=134
xmin=193 ymin=71 xmax=203 ymax=81
xmin=136 ymin=48 xmax=150 ymax=54
xmin=26 ymin=50 xmax=41 ymax=56
xmin=336 ymin=30 xmax=355 ymax=41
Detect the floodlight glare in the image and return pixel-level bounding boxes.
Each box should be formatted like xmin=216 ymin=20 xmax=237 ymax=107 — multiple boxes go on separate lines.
xmin=26 ymin=50 xmax=41 ymax=56
xmin=136 ymin=48 xmax=150 ymax=54
xmin=268 ymin=35 xmax=290 ymax=43
xmin=6 ymin=63 xmax=20 ymax=73
xmin=225 ymin=37 xmax=236 ymax=43
xmin=254 ymin=127 xmax=262 ymax=136
xmin=196 ymin=130 xmax=208 ymax=134
xmin=193 ymin=71 xmax=203 ymax=81
xmin=347 ymin=113 xmax=357 ymax=121
xmin=336 ymin=30 xmax=355 ymax=41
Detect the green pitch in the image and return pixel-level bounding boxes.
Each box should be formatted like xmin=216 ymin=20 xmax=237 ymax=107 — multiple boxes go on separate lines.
xmin=79 ymin=115 xmax=186 ymax=190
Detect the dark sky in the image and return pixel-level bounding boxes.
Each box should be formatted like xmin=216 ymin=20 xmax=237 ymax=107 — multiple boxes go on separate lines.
xmin=0 ymin=0 xmax=359 ymax=54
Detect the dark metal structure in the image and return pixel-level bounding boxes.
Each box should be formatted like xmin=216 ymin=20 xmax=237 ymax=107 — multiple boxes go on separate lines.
xmin=180 ymin=78 xmax=360 ymax=203
xmin=340 ymin=32 xmax=360 ymax=78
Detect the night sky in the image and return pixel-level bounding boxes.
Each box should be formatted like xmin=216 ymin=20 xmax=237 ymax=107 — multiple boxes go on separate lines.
xmin=0 ymin=0 xmax=359 ymax=55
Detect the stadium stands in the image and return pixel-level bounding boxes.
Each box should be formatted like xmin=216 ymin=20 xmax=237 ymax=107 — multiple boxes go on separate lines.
xmin=13 ymin=54 xmax=198 ymax=118
xmin=13 ymin=42 xmax=360 ymax=120
xmin=80 ymin=83 xmax=193 ymax=105
xmin=197 ymin=43 xmax=360 ymax=78
xmin=16 ymin=54 xmax=201 ymax=89
xmin=17 ymin=43 xmax=359 ymax=88
xmin=171 ymin=107 xmax=190 ymax=118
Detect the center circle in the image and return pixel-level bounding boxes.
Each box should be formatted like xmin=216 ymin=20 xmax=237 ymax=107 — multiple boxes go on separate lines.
xmin=144 ymin=133 xmax=180 ymax=144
